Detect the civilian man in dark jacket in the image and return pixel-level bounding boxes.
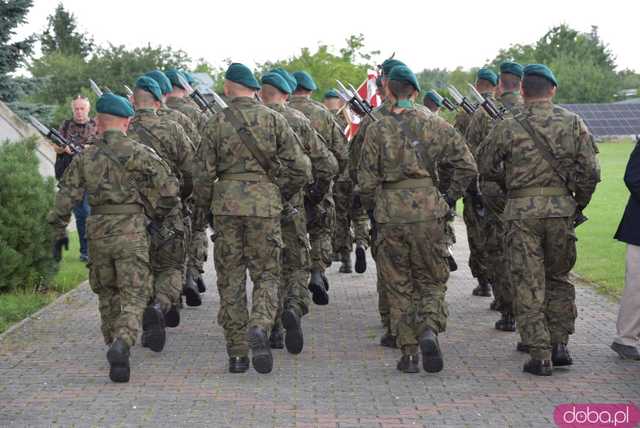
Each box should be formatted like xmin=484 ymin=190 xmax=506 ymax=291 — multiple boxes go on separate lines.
xmin=611 ymin=137 xmax=640 ymax=360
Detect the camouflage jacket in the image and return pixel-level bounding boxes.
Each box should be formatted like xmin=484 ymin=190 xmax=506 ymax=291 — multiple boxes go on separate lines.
xmin=165 ymin=96 xmax=207 ymax=134
xmin=464 ymin=92 xmax=497 ymax=156
xmin=349 ymin=100 xmax=393 ymax=184
xmin=157 ymin=105 xmax=201 ymax=148
xmin=479 ymin=100 xmax=600 ymax=220
xmin=48 ymin=129 xmax=180 ymax=239
xmin=359 ymin=105 xmax=477 ymax=224
xmin=54 ymin=118 xmax=98 ymax=180
xmin=475 ymin=91 xmax=524 ymax=199
xmin=288 ymin=95 xmax=349 ymax=176
xmin=128 ymin=108 xmax=195 ymax=198
xmin=330 ymin=108 xmax=353 ymax=182
xmin=453 ymin=110 xmax=472 ymax=136
xmin=194 ymin=96 xmax=311 ymax=219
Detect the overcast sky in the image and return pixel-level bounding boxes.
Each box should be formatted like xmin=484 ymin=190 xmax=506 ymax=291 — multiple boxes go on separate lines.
xmin=14 ymin=0 xmax=640 ymax=73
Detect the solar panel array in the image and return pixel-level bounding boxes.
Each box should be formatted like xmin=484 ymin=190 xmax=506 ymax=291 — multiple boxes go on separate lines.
xmin=561 ymin=103 xmax=640 ymax=138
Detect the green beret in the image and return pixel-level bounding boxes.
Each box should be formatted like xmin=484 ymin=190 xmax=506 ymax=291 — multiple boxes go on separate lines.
xmin=388 ymin=65 xmax=421 ymax=92
xmin=424 ymin=90 xmax=444 ymax=107
xmin=270 ymin=68 xmax=297 ymax=94
xmin=477 ymin=68 xmax=498 ymax=86
xmin=261 ymin=72 xmax=292 ymax=94
xmin=381 ymin=59 xmax=406 ymax=76
xmin=183 ymin=71 xmax=196 ymax=85
xmin=293 ymin=71 xmax=317 ymax=91
xmin=523 ymin=64 xmax=558 ymax=87
xmin=145 ymin=70 xmax=172 ymax=95
xmin=135 ymin=76 xmax=163 ymax=102
xmin=165 ymin=68 xmax=187 ymax=89
xmin=96 ymin=93 xmax=134 ymax=118
xmin=324 ymin=89 xmax=340 ymax=99
xmin=225 ymin=63 xmax=260 ymax=90
xmin=500 ymin=61 xmax=524 ymax=79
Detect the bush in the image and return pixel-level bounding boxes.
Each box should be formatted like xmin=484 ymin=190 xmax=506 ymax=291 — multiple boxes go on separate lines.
xmin=0 ymin=138 xmax=56 ymax=291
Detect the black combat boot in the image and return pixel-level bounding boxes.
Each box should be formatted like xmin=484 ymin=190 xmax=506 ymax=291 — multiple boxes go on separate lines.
xmin=472 ymin=278 xmax=492 ymax=297
xmin=165 ymin=305 xmax=180 ymax=328
xmin=107 ymin=338 xmax=130 ymax=383
xmin=380 ymin=332 xmax=397 ymax=348
xmin=489 ymin=300 xmax=499 ymax=311
xmin=248 ymin=326 xmax=273 ymax=374
xmin=269 ymin=328 xmax=284 ymax=349
xmin=141 ymin=303 xmax=166 ymax=353
xmin=446 ymin=247 xmax=458 ymax=272
xmin=355 ymin=244 xmax=367 ymax=274
xmin=339 ymin=252 xmax=353 ymax=273
xmin=396 ymin=354 xmax=420 ymax=373
xmin=517 ymin=342 xmax=530 ymax=353
xmin=523 ymin=359 xmax=552 ymax=376
xmin=495 ymin=313 xmax=516 ymax=332
xmin=308 ymin=270 xmax=329 ymax=305
xmin=228 ymin=356 xmax=250 ymax=373
xmin=196 ymin=274 xmax=206 ymax=293
xmin=419 ymin=329 xmax=444 ymax=373
xmin=183 ymin=271 xmax=202 ymax=307
xmin=551 ymin=343 xmax=573 ymax=366
xmin=282 ymin=309 xmax=304 ymax=354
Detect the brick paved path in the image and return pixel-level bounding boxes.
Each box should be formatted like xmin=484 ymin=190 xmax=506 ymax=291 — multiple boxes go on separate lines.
xmin=1 ymin=222 xmax=638 ymax=427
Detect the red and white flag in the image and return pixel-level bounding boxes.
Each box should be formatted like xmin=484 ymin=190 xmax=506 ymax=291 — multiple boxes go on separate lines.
xmin=344 ymin=69 xmax=381 ymax=141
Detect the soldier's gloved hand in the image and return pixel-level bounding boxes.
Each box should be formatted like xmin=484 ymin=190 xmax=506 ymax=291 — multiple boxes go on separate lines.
xmin=471 ymin=193 xmax=486 ymax=218
xmin=206 ymin=211 xmax=214 ymax=229
xmin=443 ymin=194 xmax=456 ymax=209
xmin=307 ymin=179 xmax=329 ymax=206
xmin=352 ymin=193 xmax=362 ymax=210
xmin=52 ymin=235 xmax=69 ymax=262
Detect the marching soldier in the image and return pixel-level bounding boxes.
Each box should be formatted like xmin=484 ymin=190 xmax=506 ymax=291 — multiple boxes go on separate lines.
xmin=128 ymin=76 xmax=195 ymax=346
xmin=463 ymin=68 xmax=498 ymax=298
xmin=260 ymin=72 xmax=335 ymax=353
xmin=476 ymin=62 xmax=525 ymax=332
xmin=289 ymin=71 xmax=349 ymax=303
xmin=48 ymin=93 xmax=181 ymax=382
xmin=193 ymin=63 xmax=309 ymax=374
xmin=359 ymin=65 xmax=477 ymax=373
xmin=479 ymin=64 xmax=599 ymax=375
xmin=423 ymin=90 xmax=444 ymax=114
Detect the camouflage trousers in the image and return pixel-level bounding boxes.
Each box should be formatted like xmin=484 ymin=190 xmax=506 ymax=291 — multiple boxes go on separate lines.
xmin=371 ymin=226 xmax=389 ymax=329
xmin=275 ymin=207 xmax=311 ymax=330
xmin=150 ymin=213 xmax=187 ymax=313
xmin=483 ymin=196 xmax=512 ymax=314
xmin=88 ymin=233 xmax=153 ymax=347
xmin=186 ymin=205 xmax=208 ymax=280
xmin=463 ymin=194 xmax=489 ymax=282
xmin=306 ymin=195 xmax=336 ymax=272
xmin=333 ymin=181 xmax=354 ymax=256
xmin=376 ymin=220 xmax=450 ymax=354
xmin=506 ymin=217 xmax=577 ymax=361
xmin=213 ymin=215 xmax=282 ymax=357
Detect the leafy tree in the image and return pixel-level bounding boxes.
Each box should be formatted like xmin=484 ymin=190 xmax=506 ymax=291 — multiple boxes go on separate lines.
xmin=40 ymin=3 xmax=94 ymax=58
xmin=0 ymin=0 xmax=35 ymax=102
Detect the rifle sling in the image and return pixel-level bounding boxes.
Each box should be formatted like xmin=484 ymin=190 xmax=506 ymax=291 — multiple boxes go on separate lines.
xmin=222 ymin=107 xmax=274 ymax=182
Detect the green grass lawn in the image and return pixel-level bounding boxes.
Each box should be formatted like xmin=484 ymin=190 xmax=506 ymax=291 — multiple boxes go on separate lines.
xmin=574 ymin=140 xmax=635 ymax=296
xmin=0 ymin=231 xmax=89 ymax=334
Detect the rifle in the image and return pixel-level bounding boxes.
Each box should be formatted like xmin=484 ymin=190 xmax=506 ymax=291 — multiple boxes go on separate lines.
xmin=176 ymin=73 xmax=227 ymax=115
xmin=447 ymin=85 xmax=477 ymax=115
xmin=442 ymin=96 xmax=458 ymax=112
xmin=466 ymin=83 xmax=504 ymax=121
xmin=335 ymin=80 xmax=377 ymax=121
xmin=123 ymin=84 xmax=134 ymax=98
xmin=89 ymin=79 xmax=103 ymax=97
xmin=29 ymin=116 xmax=83 ymax=154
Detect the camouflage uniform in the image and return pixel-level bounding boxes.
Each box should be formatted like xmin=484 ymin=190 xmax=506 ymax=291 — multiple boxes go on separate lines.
xmin=268 ymin=103 xmax=337 ymax=324
xmin=453 ymin=110 xmax=472 ymax=135
xmin=288 ymin=96 xmax=349 ymax=274
xmin=475 ymin=92 xmax=524 ymax=315
xmin=359 ymin=105 xmax=477 ymax=354
xmin=479 ymin=100 xmax=600 ymax=361
xmin=128 ymin=108 xmax=195 ymax=312
xmin=350 ymin=101 xmax=392 ymax=329
xmin=48 ymin=129 xmax=181 ymax=347
xmin=193 ymin=96 xmax=310 ymax=357
xmin=165 ymin=96 xmax=210 ymax=292
xmin=462 ymin=94 xmax=496 ymax=287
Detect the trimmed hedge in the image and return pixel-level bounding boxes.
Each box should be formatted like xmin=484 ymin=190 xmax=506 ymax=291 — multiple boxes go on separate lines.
xmin=0 ymin=138 xmax=56 ymax=291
